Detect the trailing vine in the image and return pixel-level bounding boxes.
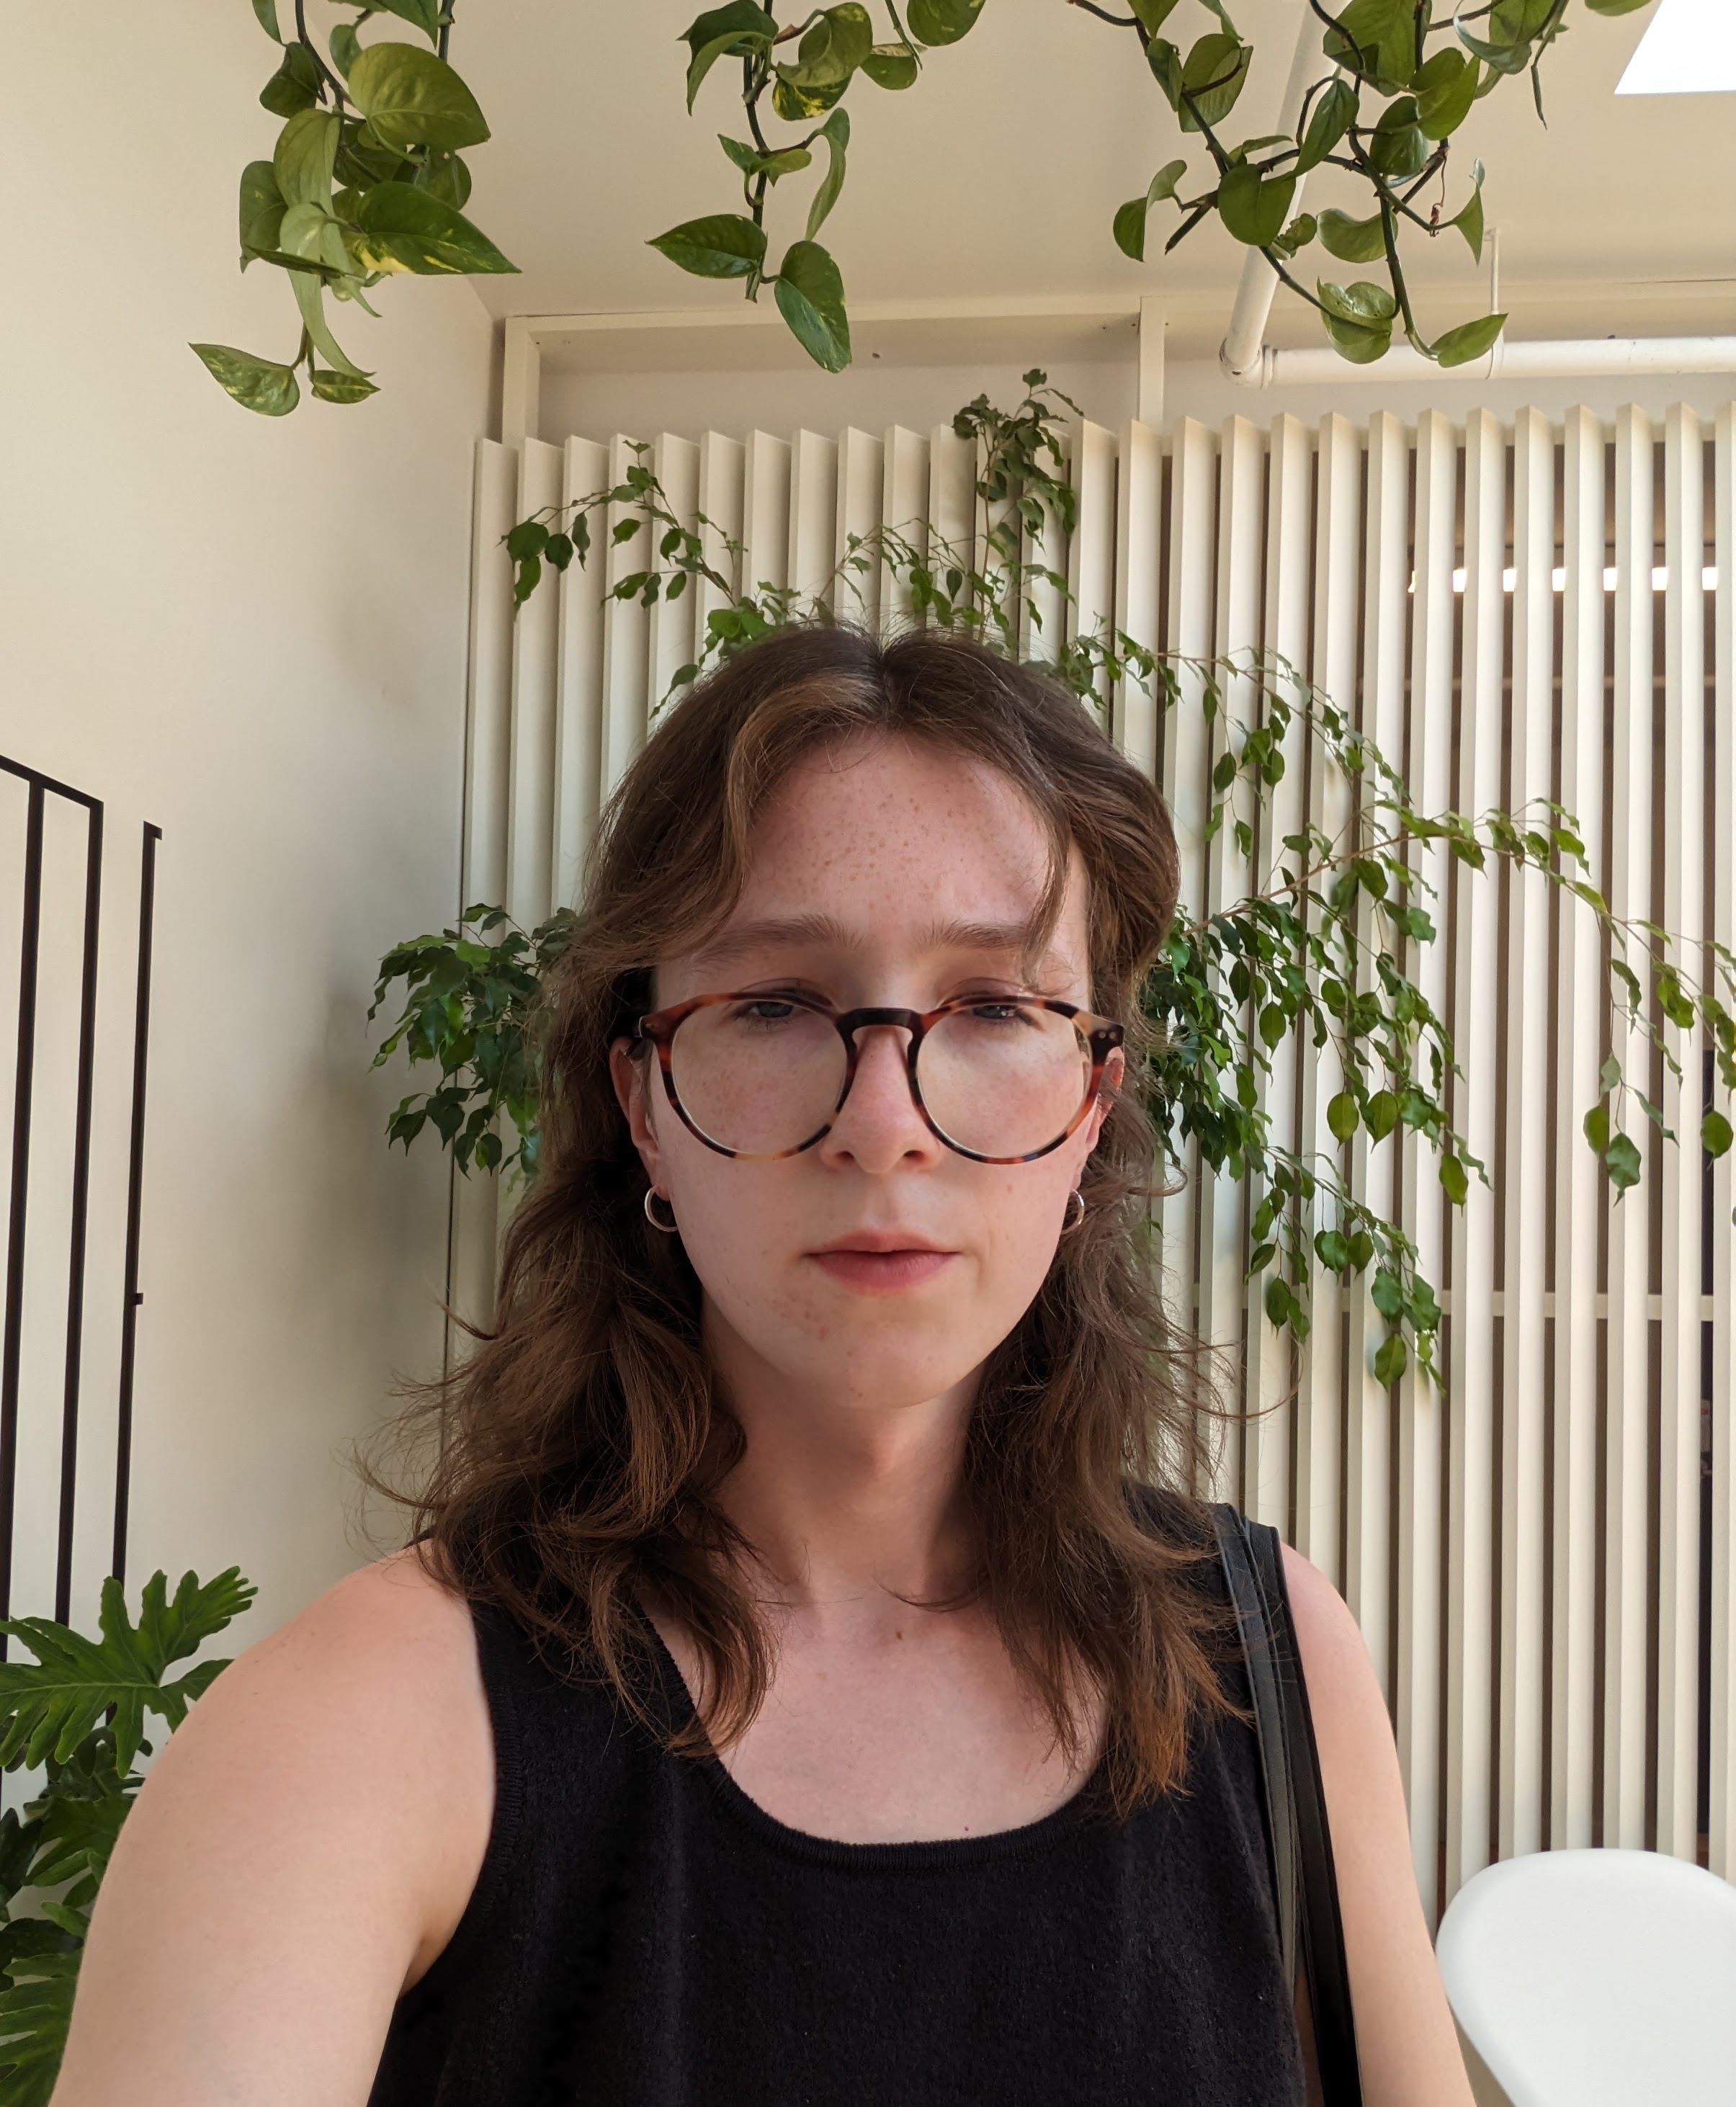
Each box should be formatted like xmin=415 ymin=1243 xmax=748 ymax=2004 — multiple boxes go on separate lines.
xmin=194 ymin=0 xmax=515 ymax=414
xmin=371 ymin=377 xmax=1736 ymax=1390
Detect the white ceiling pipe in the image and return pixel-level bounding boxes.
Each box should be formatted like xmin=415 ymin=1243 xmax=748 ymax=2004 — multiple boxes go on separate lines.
xmin=1227 ymin=334 xmax=1736 ymax=385
xmin=1219 ymin=7 xmax=1328 ymax=383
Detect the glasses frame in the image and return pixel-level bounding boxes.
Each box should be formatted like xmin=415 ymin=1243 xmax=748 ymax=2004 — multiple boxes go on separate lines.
xmin=635 ymin=991 xmax=1125 ymax=1166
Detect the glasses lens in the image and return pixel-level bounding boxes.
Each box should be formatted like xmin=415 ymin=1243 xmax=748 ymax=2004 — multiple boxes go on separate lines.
xmin=668 ymin=998 xmax=848 ymax=1156
xmin=918 ymin=1003 xmax=1094 ymax=1159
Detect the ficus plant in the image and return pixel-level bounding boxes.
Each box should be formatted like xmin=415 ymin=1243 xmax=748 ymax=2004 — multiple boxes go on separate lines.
xmin=0 ymin=1570 xmax=256 ymax=2105
xmin=370 ymin=377 xmax=1736 ymax=1390
xmin=194 ymin=0 xmax=516 ymax=415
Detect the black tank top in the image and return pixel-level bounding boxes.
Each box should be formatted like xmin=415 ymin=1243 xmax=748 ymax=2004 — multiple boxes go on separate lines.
xmin=369 ymin=1559 xmax=1305 ymax=2107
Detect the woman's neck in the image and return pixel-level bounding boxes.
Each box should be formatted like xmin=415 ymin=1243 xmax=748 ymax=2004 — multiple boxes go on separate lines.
xmin=704 ymin=1307 xmax=982 ymax=1611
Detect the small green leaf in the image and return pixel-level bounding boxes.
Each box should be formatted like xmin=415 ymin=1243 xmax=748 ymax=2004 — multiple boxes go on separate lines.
xmin=1704 ymin=1109 xmax=1734 ymax=1160
xmin=1112 ymin=158 xmax=1187 ymax=261
xmin=1439 ymin=1152 xmax=1469 ymax=1204
xmin=1414 ymin=47 xmax=1480 ymax=138
xmin=1317 ymin=207 xmax=1387 ymax=263
xmin=1430 ymin=311 xmax=1505 ymax=368
xmin=1264 ymin=1276 xmax=1293 ymax=1327
xmin=370 ymin=0 xmax=443 ymax=40
xmin=1217 ymin=161 xmax=1295 ymax=247
xmin=330 ymin=21 xmax=361 ymax=75
xmin=1373 ymin=1330 xmax=1408 ymax=1386
xmin=1583 ymin=1103 xmax=1611 ymax=1153
xmin=683 ymin=0 xmax=778 ymax=107
xmin=274 ymin=107 xmax=339 ymax=208
xmin=238 ymin=160 xmax=286 ymax=260
xmin=252 ymin=0 xmax=282 ymax=37
xmin=774 ymin=238 xmax=851 ymax=371
xmin=1604 ymin=1132 xmax=1643 ymax=1194
xmin=806 ymin=107 xmax=849 ymax=239
xmin=779 ymin=1 xmax=872 ymax=87
xmin=1315 ymin=1228 xmax=1350 ymax=1272
xmin=1583 ymin=0 xmax=1651 ymax=12
xmin=346 ymin=42 xmax=491 ymax=151
xmin=1322 ymin=0 xmax=1417 ymax=93
xmin=1367 ymin=98 xmax=1430 ymax=178
xmin=1364 ymin=1088 xmax=1399 ymax=1141
xmin=906 ymin=0 xmax=985 ymax=45
xmin=351 ymin=184 xmax=519 ymax=274
xmin=309 ymin=367 xmax=380 ymax=403
xmin=1177 ymin=31 xmax=1250 ymax=129
xmin=772 ymin=71 xmax=849 ymax=119
xmin=1270 ymin=211 xmax=1316 ymax=259
xmin=1128 ymin=0 xmax=1180 ymax=27
xmin=1296 ymin=76 xmax=1356 ymax=171
xmin=259 ymin=40 xmax=320 ymax=115
xmin=648 ymin=213 xmax=768 ymax=279
xmin=1328 ymin=1090 xmax=1359 ymax=1142
xmin=1451 ymin=161 xmax=1487 ymax=262
xmin=1317 ymin=277 xmax=1396 ymax=363
xmin=189 ymin=343 xmax=300 ymax=416
xmin=720 ymin=135 xmax=813 ymax=179
xmin=289 ymin=267 xmax=368 ymax=378
xmin=862 ymin=43 xmax=919 ymax=86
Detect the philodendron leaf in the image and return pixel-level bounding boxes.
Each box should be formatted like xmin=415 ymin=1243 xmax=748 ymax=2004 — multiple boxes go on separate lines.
xmin=1217 ymin=161 xmax=1295 ymax=247
xmin=1317 ymin=277 xmax=1397 ymax=362
xmin=1177 ymin=32 xmax=1251 ymax=130
xmin=189 ymin=344 xmax=301 ymax=415
xmin=779 ymin=3 xmax=873 ymax=89
xmin=1430 ymin=310 xmax=1505 ymax=367
xmin=1317 ymin=207 xmax=1387 ymax=262
xmin=347 ymin=42 xmax=490 ymax=151
xmin=370 ymin=0 xmax=443 ymax=42
xmin=906 ymin=0 xmax=985 ymax=45
xmin=1413 ymin=46 xmax=1480 ymax=137
xmin=1296 ymin=76 xmax=1356 ymax=171
xmin=862 ymin=43 xmax=918 ymax=86
xmin=310 ymin=367 xmax=381 ymax=403
xmin=274 ymin=107 xmax=340 ymax=208
xmin=1450 ymin=158 xmax=1486 ymax=261
xmin=238 ymin=160 xmax=286 ymax=261
xmin=682 ymin=0 xmax=777 ymax=109
xmin=649 ymin=213 xmax=768 ymax=279
xmin=351 ymin=184 xmax=519 ymax=274
xmin=259 ymin=40 xmax=320 ymax=115
xmin=1112 ymin=158 xmax=1187 ymax=261
xmin=1323 ymin=0 xmax=1417 ymax=93
xmin=774 ymin=238 xmax=851 ymax=371
xmin=806 ymin=108 xmax=850 ymax=239
xmin=0 ymin=1949 xmax=79 ymax=2107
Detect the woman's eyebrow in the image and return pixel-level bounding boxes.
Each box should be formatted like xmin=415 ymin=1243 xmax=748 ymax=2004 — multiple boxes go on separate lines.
xmin=690 ymin=913 xmax=1054 ymax=975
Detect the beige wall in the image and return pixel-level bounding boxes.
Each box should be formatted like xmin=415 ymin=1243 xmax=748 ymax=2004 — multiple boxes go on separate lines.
xmin=0 ymin=4 xmax=494 ymax=1639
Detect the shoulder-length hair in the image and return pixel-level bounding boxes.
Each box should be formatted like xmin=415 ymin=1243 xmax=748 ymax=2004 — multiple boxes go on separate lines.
xmin=405 ymin=625 xmax=1226 ymax=1810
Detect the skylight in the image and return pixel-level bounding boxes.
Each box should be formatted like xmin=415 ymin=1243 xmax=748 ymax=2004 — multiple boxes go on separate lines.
xmin=1615 ymin=0 xmax=1736 ymax=94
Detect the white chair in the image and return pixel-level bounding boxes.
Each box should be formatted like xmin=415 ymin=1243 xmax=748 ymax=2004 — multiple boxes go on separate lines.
xmin=1436 ymin=1847 xmax=1736 ymax=2107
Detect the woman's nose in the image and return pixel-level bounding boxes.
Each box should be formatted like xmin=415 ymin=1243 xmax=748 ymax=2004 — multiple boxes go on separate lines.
xmin=818 ymin=1024 xmax=939 ymax=1171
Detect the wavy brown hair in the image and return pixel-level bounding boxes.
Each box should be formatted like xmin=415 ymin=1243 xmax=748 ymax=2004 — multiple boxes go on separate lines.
xmin=403 ymin=625 xmax=1227 ymax=1811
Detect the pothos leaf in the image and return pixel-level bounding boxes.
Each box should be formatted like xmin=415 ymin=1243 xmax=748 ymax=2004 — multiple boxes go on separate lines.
xmin=774 ymin=238 xmax=851 ymax=371
xmin=806 ymin=107 xmax=850 ymax=239
xmin=189 ymin=343 xmax=301 ymax=415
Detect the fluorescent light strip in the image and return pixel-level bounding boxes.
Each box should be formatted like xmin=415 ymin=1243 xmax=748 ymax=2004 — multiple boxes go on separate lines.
xmin=1616 ymin=0 xmax=1736 ymax=94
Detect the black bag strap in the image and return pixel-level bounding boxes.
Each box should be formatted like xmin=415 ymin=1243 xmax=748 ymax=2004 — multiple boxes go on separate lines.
xmin=1212 ymin=1504 xmax=1363 ymax=2106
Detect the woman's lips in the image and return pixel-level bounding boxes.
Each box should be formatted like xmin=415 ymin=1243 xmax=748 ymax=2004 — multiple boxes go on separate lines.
xmin=809 ymin=1241 xmax=957 ymax=1292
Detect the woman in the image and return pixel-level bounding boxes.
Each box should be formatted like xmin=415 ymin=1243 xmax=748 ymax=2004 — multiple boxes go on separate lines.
xmin=54 ymin=629 xmax=1471 ymax=2106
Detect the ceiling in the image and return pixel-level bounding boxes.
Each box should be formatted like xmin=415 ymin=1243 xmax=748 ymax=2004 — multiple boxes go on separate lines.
xmin=454 ymin=0 xmax=1734 ymax=349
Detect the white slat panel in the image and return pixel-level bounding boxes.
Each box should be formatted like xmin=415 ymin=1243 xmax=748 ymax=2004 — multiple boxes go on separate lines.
xmin=1604 ymin=405 xmax=1655 ymax=1849
xmin=1446 ymin=408 xmax=1504 ymax=1897
xmin=743 ymin=430 xmax=792 ymax=599
xmin=1551 ymin=407 xmax=1606 ymax=1850
xmin=697 ymin=431 xmax=746 ymax=632
xmin=1400 ymin=408 xmax=1454 ymax=1918
xmin=1068 ymin=419 xmax=1119 ymax=659
xmin=1160 ymin=421 xmax=1215 ymax=1345
xmin=462 ymin=439 xmax=517 ymax=909
xmin=1712 ymin=399 xmax=1736 ymax=1880
xmin=880 ymin=426 xmax=929 ymax=630
xmin=648 ymin=434 xmax=700 ymax=726
xmin=1347 ymin=409 xmax=1409 ymax=1700
xmin=600 ymin=434 xmax=653 ymax=802
xmin=1499 ymin=406 xmax=1554 ymax=1860
xmin=928 ymin=425 xmax=977 ymax=580
xmin=836 ymin=428 xmax=885 ymax=627
xmin=789 ymin=429 xmax=839 ymax=610
xmin=1297 ymin=413 xmax=1359 ymax=1585
xmin=506 ymin=438 xmax=563 ymax=930
xmin=1203 ymin=416 xmax=1263 ymax=1506
xmin=1244 ymin=413 xmax=1309 ymax=1534
xmin=1114 ymin=421 xmax=1163 ymax=778
xmin=1656 ymin=403 xmax=1705 ymax=1860
xmin=552 ymin=436 xmax=608 ymax=905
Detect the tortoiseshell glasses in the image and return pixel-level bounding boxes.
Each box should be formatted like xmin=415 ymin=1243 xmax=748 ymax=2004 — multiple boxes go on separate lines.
xmin=635 ymin=993 xmax=1124 ymax=1166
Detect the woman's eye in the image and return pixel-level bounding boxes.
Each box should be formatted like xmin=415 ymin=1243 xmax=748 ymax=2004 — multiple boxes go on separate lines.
xmin=962 ymin=1001 xmax=1031 ymax=1024
xmin=738 ymin=999 xmax=797 ymax=1023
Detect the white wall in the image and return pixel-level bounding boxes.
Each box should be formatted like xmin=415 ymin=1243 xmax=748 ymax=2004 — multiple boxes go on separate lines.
xmin=0 ymin=5 xmax=494 ymax=1641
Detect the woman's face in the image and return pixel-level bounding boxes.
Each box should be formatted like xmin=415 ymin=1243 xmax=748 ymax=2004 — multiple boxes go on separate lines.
xmin=612 ymin=735 xmax=1120 ymax=1418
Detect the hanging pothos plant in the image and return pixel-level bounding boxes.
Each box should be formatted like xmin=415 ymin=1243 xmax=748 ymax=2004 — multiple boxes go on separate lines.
xmin=194 ymin=0 xmax=516 ymax=415
xmin=370 ymin=375 xmax=1736 ymax=1391
xmin=202 ymin=0 xmax=1655 ymax=410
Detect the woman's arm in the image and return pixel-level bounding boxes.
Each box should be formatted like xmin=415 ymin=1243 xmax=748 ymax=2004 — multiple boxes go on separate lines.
xmin=1282 ymin=1545 xmax=1475 ymax=2107
xmin=50 ymin=1551 xmax=493 ymax=2107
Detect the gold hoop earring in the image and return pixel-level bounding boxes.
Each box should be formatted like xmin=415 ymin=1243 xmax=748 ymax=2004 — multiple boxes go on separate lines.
xmin=1060 ymin=1189 xmax=1086 ymax=1235
xmin=643 ymin=1188 xmax=679 ymax=1234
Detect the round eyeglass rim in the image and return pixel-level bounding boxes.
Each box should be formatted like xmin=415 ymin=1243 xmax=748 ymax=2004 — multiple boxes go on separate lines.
xmin=635 ymin=991 xmax=1125 ymax=1167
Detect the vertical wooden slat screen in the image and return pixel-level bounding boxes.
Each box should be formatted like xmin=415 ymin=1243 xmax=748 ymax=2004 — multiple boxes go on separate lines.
xmin=462 ymin=398 xmax=1736 ymax=1910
